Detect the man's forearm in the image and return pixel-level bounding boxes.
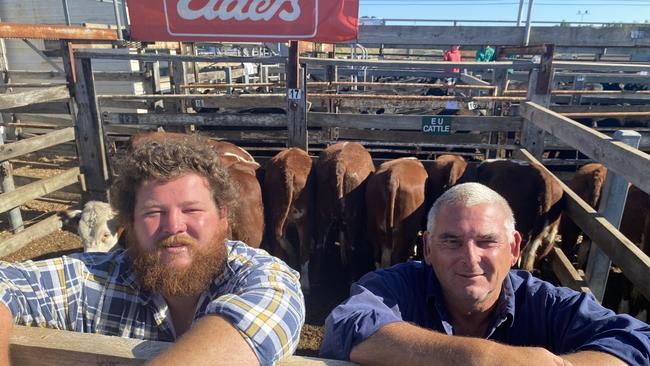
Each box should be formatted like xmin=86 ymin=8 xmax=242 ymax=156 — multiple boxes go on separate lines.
xmin=0 ymin=304 xmax=13 ymax=366
xmin=146 ymin=315 xmax=259 ymax=366
xmin=350 ymin=322 xmax=571 ymax=366
xmin=562 ymin=351 xmax=627 ymax=366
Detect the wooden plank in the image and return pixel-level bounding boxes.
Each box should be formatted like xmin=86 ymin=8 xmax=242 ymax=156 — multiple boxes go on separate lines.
xmin=554 ymin=61 xmax=650 ymax=73
xmin=334 ymin=128 xmax=488 ymax=144
xmin=5 ymin=70 xmax=65 ymax=80
xmin=73 ymin=58 xmax=110 ymax=202
xmin=459 ymin=73 xmax=492 ymax=86
xmin=308 ymin=113 xmax=522 ymax=132
xmin=4 ymin=102 xmax=71 ymax=114
xmin=74 ymin=51 xmax=286 ymax=65
xmin=552 ymin=105 xmax=650 ymax=114
xmin=548 ymin=247 xmax=591 ymax=293
xmin=553 ymin=72 xmax=650 ymax=84
xmin=0 ymin=167 xmax=80 ymax=213
xmin=9 ymin=325 xmax=355 ymax=366
xmin=13 ymin=114 xmax=72 ymax=127
xmin=103 ymin=112 xmax=287 ymax=127
xmin=0 ymin=85 xmax=69 ymax=111
xmin=357 ymin=25 xmax=650 ymax=48
xmin=93 ymin=71 xmax=147 ymax=82
xmin=301 ymin=57 xmax=536 ymax=72
xmin=515 ymin=148 xmax=650 ymax=301
xmin=544 ymin=133 xmax=650 ymax=151
xmin=520 ymin=101 xmax=650 ymax=196
xmin=0 ymin=214 xmax=64 ymax=258
xmin=0 ymin=127 xmax=75 ymax=162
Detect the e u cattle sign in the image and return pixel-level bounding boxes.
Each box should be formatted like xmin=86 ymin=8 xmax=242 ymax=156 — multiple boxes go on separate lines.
xmin=127 ymin=0 xmax=360 ymax=42
xmin=422 ymin=116 xmax=452 ymax=134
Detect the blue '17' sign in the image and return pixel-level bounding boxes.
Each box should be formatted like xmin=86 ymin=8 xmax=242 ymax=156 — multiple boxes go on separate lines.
xmin=422 ymin=116 xmax=452 ymax=134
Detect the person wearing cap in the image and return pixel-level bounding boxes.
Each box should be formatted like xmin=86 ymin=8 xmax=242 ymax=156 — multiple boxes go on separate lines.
xmin=321 ymin=182 xmax=650 ymax=366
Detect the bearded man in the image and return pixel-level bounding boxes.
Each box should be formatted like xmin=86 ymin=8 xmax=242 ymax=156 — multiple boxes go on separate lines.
xmin=0 ymin=135 xmax=305 ymax=365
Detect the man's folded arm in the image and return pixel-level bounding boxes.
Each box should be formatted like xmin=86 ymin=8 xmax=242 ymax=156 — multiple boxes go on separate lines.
xmin=147 ymin=314 xmax=259 ymax=366
xmin=203 ymin=247 xmax=305 ymax=365
xmin=350 ymin=321 xmax=576 ymax=366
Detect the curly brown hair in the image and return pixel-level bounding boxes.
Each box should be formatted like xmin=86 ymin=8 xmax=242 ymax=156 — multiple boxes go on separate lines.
xmin=110 ymin=134 xmax=238 ymax=227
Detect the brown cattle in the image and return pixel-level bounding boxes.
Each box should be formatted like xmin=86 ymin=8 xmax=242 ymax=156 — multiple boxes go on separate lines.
xmin=227 ymin=161 xmax=265 ymax=247
xmin=263 ymin=148 xmax=314 ymax=291
xmin=366 ymin=157 xmax=427 ymax=268
xmin=558 ymin=163 xmax=650 ymax=320
xmin=425 ymin=154 xmax=468 ymax=208
xmin=470 ymin=159 xmax=564 ymax=271
xmin=129 ymin=132 xmax=264 ymax=247
xmin=313 ymin=142 xmax=375 ymax=286
xmin=559 ymin=163 xmax=608 ymax=260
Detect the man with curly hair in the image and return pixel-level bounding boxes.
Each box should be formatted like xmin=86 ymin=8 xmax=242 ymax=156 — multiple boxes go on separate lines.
xmin=0 ymin=134 xmax=305 ymax=365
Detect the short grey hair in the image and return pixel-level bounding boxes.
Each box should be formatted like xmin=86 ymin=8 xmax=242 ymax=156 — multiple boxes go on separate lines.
xmin=426 ymin=182 xmax=516 ymax=241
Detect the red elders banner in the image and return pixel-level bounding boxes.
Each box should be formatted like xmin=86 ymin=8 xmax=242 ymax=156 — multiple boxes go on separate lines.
xmin=127 ymin=0 xmax=359 ymax=42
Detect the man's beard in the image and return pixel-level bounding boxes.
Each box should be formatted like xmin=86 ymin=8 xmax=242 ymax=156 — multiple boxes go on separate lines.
xmin=128 ymin=231 xmax=228 ymax=298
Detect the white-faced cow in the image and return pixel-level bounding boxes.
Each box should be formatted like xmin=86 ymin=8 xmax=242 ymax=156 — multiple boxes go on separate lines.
xmin=64 ymin=200 xmax=121 ymax=253
xmin=263 ymin=148 xmax=314 ymax=291
xmin=366 ymin=157 xmax=427 ymax=268
xmin=313 ymin=142 xmax=375 ymax=287
xmin=467 ymin=159 xmax=564 ymax=271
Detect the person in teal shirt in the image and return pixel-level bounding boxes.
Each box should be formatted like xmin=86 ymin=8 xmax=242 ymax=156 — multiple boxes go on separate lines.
xmin=476 ymin=45 xmax=495 ymax=62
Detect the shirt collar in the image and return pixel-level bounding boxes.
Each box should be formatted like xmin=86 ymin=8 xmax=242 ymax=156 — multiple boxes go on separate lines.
xmin=425 ymin=266 xmax=516 ymax=337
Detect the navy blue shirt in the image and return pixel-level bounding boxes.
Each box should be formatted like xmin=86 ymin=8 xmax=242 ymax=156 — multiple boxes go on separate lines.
xmin=320 ymin=261 xmax=650 ymax=365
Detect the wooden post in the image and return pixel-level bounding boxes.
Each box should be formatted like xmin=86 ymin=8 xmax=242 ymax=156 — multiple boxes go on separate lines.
xmin=169 ymin=61 xmax=187 ymax=113
xmin=286 ymin=41 xmax=307 ymax=151
xmin=145 ymin=60 xmax=162 ymax=111
xmin=225 ymin=67 xmax=233 ymax=94
xmin=286 ymin=41 xmax=299 ymax=90
xmin=585 ymin=130 xmax=642 ymax=302
xmin=0 ymin=126 xmax=24 ymax=233
xmin=521 ymin=44 xmax=553 ymax=159
xmin=72 ymin=56 xmax=111 ymax=202
xmin=570 ymin=74 xmax=585 ymax=105
xmin=325 ymin=51 xmax=338 ymax=113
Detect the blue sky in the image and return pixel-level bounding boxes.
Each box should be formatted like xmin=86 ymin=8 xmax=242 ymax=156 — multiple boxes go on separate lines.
xmin=359 ymin=0 xmax=650 ymax=24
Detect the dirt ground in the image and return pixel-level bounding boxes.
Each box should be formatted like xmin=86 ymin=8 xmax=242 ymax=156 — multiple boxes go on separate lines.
xmin=0 ymin=151 xmax=334 ymax=355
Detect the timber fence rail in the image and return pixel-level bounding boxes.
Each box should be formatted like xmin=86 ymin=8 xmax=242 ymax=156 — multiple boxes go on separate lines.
xmin=9 ymin=326 xmax=357 ymax=366
xmin=518 ymin=102 xmax=650 ymax=300
xmin=0 ymin=127 xmax=79 ymax=257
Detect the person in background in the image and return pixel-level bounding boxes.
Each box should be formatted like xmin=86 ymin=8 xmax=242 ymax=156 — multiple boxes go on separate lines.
xmin=443 ymin=44 xmax=462 ymax=87
xmin=0 ymin=135 xmax=305 ymax=366
xmin=476 ymin=44 xmax=496 ymax=62
xmin=321 ymin=182 xmax=650 ymax=366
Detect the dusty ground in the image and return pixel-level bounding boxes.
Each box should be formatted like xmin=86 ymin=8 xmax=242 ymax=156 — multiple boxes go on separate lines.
xmin=0 ymin=151 xmax=332 ymax=355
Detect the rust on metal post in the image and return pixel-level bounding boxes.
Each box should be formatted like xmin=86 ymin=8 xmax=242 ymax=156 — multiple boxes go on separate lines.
xmin=0 ymin=23 xmax=117 ymax=41
xmin=536 ymin=44 xmax=555 ymax=95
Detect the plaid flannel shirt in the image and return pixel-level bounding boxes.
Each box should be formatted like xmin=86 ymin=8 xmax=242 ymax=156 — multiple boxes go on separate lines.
xmin=0 ymin=240 xmax=304 ymax=365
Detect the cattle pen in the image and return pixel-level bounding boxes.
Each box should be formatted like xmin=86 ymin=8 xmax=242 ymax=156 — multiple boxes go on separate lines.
xmin=1 ymin=19 xmax=650 ymax=363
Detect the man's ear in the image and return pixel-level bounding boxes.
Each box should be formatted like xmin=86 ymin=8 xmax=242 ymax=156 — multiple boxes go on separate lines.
xmin=510 ymin=231 xmax=522 ymax=266
xmin=219 ymin=207 xmax=228 ymax=220
xmin=423 ymin=232 xmax=432 ymax=265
